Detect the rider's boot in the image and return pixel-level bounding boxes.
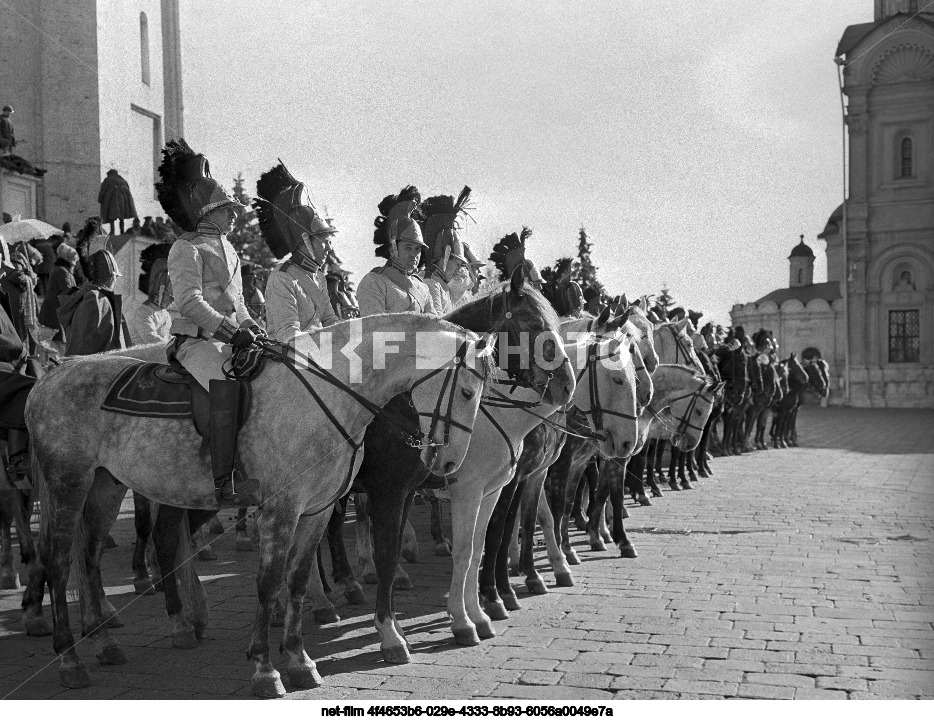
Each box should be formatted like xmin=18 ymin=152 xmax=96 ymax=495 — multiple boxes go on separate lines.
xmin=3 ymin=428 xmax=31 ymax=492
xmin=209 ymin=380 xmax=261 ymax=508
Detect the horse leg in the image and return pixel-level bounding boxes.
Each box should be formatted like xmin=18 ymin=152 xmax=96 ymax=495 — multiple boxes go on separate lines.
xmin=445 ymin=481 xmax=489 ymax=646
xmin=326 ymin=497 xmax=366 ymax=605
xmin=463 ymin=490 xmax=501 ymax=640
xmin=185 ymin=509 xmax=216 ymax=637
xmin=151 ymin=504 xmax=198 ymax=648
xmin=42 ymin=468 xmax=93 ymax=688
xmin=643 ymin=440 xmax=661 ymax=497
xmin=606 ymin=460 xmax=636 ymax=558
xmin=208 ymin=513 xmax=224 ymax=536
xmin=17 ymin=479 xmax=50 ymax=636
xmin=369 ymin=486 xmax=411 ymax=664
xmin=248 ymin=506 xmax=301 ymax=698
xmin=628 ymin=446 xmax=653 ymax=503
xmin=280 ymin=513 xmax=330 ymax=691
xmin=586 ymin=468 xmax=610 ymax=552
xmin=0 ymin=492 xmax=16 ymax=589
xmin=429 ymin=496 xmax=451 ymax=557
xmin=132 ymin=491 xmax=156 ymax=595
xmin=353 ymin=493 xmax=377 ymax=584
xmin=540 ymin=478 xmax=575 ymax=587
xmin=571 ymin=464 xmax=591 ymax=533
xmin=236 ymin=507 xmax=253 ymax=551
xmin=677 ymin=449 xmax=691 ymax=489
xmin=192 ymin=525 xmax=216 ymax=561
xmin=400 ymin=516 xmax=419 ymax=563
xmin=518 ymin=474 xmax=547 ymax=594
xmin=667 ymin=446 xmax=680 ymax=491
xmin=307 ymin=541 xmax=340 ymax=625
xmin=495 ymin=478 xmax=524 ymax=612
xmin=653 ymin=439 xmax=668 ymax=489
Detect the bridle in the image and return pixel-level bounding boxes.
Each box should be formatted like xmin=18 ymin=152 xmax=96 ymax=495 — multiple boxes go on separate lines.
xmin=665 ymin=324 xmax=698 ymax=368
xmin=647 ymin=379 xmax=715 ymax=444
xmin=573 ymin=332 xmax=638 ymax=440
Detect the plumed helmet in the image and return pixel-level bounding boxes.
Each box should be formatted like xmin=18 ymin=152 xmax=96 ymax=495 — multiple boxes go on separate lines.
xmin=254 ymin=160 xmax=335 ymax=260
xmin=88 ymin=249 xmax=121 ymax=287
xmin=372 ymin=186 xmax=426 ymax=261
xmin=490 ymin=227 xmax=542 ymax=283
xmin=541 ymin=257 xmax=584 ymax=316
xmin=138 ymin=242 xmax=172 ymax=304
xmin=667 ymin=307 xmax=686 ymax=322
xmin=687 ymin=309 xmax=703 ymax=328
xmin=419 ymin=187 xmax=472 ymax=275
xmin=156 ymin=139 xmax=243 ymax=232
xmin=751 ymin=328 xmax=770 ymax=350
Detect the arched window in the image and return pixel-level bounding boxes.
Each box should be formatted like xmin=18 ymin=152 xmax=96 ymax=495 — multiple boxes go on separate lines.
xmin=140 ymin=13 xmax=150 ymax=86
xmin=797 ymin=268 xmax=803 ymax=284
xmin=900 ymin=137 xmax=912 ymax=178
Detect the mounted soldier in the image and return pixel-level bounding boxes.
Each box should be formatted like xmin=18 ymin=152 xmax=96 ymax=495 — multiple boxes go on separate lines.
xmin=253 ymin=161 xmax=339 ymax=342
xmin=419 ymin=188 xmax=474 ymax=315
xmin=489 ymin=227 xmax=544 ymax=291
xmin=156 ymin=139 xmax=263 ymax=507
xmin=356 ymin=186 xmax=434 ymax=317
xmin=127 ymin=242 xmax=173 ymax=345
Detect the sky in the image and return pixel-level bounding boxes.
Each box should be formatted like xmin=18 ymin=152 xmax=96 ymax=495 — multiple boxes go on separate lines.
xmin=181 ymin=0 xmax=870 ymax=324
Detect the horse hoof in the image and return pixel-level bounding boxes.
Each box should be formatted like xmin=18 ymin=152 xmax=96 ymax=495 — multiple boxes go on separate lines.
xmin=236 ymin=537 xmax=253 ymax=552
xmin=363 ymin=571 xmax=378 ymax=585
xmin=621 ymin=506 xmax=630 ymax=519
xmin=133 ymin=578 xmax=156 ymax=596
xmin=452 ymin=626 xmax=481 ymax=646
xmin=501 ymin=593 xmax=521 ymax=612
xmin=590 ymin=540 xmax=607 ymax=552
xmin=345 ymin=586 xmax=367 ymax=606
xmin=620 ymin=545 xmax=638 ymax=559
xmin=680 ymin=481 xmax=693 ymax=490
xmin=475 ymin=619 xmax=496 ymax=639
xmin=104 ymin=614 xmax=124 ymax=629
xmin=313 ymin=607 xmax=340 ymax=624
xmin=171 ymin=629 xmax=198 ymax=649
xmin=394 ymin=574 xmax=413 ymax=591
xmin=24 ymin=616 xmax=52 ymax=637
xmin=565 ymin=549 xmax=581 ymax=565
xmin=197 ymin=547 xmax=217 ymax=561
xmin=434 ymin=541 xmax=452 ymax=557
xmin=287 ymin=664 xmax=322 ymax=689
xmin=483 ymin=599 xmax=509 ymax=621
xmin=555 ymin=572 xmax=575 ymax=587
xmin=0 ymin=572 xmax=19 ymax=590
xmin=637 ymin=494 xmax=651 ymax=506
xmin=668 ymin=481 xmax=680 ymax=492
xmin=526 ymin=578 xmax=548 ymax=595
xmin=508 ymin=563 xmax=520 ymax=577
xmin=251 ymin=673 xmax=287 ymax=699
xmin=382 ymin=644 xmax=411 ymax=664
xmin=59 ymin=665 xmax=91 ymax=689
xmin=698 ymin=469 xmax=709 ymax=479
xmin=650 ymin=487 xmax=664 ymax=498
xmin=192 ymin=620 xmax=207 ymax=639
xmin=95 ymin=645 xmax=127 ymax=666
xmin=400 ymin=547 xmax=418 ymax=564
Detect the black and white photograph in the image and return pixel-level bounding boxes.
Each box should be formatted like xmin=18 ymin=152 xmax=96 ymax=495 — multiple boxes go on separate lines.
xmin=0 ymin=0 xmax=932 ymax=707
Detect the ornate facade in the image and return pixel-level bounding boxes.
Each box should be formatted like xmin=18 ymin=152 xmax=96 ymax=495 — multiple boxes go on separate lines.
xmin=733 ymin=1 xmax=934 ymax=408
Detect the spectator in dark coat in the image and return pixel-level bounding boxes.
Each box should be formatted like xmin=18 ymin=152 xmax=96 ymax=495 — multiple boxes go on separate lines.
xmin=38 ymin=243 xmax=78 ymax=339
xmin=57 ymin=248 xmax=130 ymax=356
xmin=98 ymin=169 xmax=138 ymax=235
xmin=31 ymin=236 xmax=56 ymax=295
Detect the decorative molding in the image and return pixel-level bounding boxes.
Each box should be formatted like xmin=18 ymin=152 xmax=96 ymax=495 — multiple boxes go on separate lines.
xmin=846 ymin=113 xmax=868 ymax=134
xmin=871 ymin=43 xmax=934 ymax=86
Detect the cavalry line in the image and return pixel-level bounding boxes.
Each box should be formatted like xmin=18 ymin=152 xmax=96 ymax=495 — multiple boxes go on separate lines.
xmin=1 ymin=405 xmax=932 ymax=700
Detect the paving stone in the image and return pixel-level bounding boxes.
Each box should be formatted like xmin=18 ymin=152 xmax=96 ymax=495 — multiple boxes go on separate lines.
xmin=735 ymin=683 xmax=796 ymax=699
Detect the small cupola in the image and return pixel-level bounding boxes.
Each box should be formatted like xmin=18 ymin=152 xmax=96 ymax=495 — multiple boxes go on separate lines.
xmin=789 ymin=234 xmax=815 ymax=287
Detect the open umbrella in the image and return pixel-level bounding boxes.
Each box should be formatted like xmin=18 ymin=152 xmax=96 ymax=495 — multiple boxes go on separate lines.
xmin=0 ymin=219 xmax=63 ymax=244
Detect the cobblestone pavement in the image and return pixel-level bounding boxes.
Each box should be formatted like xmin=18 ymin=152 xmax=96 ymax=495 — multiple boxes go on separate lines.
xmin=1 ymin=405 xmax=932 ymax=700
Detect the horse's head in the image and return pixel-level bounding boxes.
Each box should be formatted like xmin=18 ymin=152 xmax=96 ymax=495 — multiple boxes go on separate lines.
xmin=785 ymin=353 xmax=809 ymax=390
xmin=804 ymin=359 xmax=829 ymax=398
xmin=564 ymin=328 xmax=640 ymax=458
xmin=409 ymin=328 xmax=494 ymax=476
xmin=586 ymin=306 xmax=654 ymax=415
xmin=447 ymin=266 xmax=575 ymax=407
xmin=654 ymin=318 xmax=704 ymax=373
xmin=667 ymin=370 xmax=723 ymax=451
xmin=617 ymin=302 xmax=659 ymax=373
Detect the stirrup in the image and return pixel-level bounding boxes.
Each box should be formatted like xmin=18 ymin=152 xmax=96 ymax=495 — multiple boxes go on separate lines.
xmin=214 ymin=471 xmax=261 ymax=508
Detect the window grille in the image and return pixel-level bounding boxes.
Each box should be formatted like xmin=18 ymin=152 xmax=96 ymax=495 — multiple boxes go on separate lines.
xmin=889 ymin=309 xmax=920 ymax=363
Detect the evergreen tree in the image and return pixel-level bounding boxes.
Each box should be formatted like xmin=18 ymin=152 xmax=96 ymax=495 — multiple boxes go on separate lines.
xmin=572 ymin=226 xmax=604 ymax=298
xmin=656 ymin=284 xmax=675 ymax=314
xmin=226 ymin=173 xmax=277 ymax=270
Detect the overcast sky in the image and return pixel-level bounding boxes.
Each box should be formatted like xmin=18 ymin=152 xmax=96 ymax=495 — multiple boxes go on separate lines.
xmin=181 ymin=0 xmax=869 ymax=324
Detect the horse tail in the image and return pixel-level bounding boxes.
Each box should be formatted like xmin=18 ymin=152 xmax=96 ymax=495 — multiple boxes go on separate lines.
xmin=69 ymin=502 xmax=90 ymax=618
xmin=33 ymin=445 xmax=50 ymax=564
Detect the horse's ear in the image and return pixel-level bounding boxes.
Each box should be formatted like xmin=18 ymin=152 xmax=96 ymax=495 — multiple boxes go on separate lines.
xmin=596 ymin=304 xmax=613 ymax=327
xmin=608 ymin=307 xmax=633 ymax=330
xmin=509 ymin=263 xmax=526 ymax=294
xmin=674 ymin=317 xmax=690 ymax=334
xmin=619 ymin=293 xmax=628 ymax=310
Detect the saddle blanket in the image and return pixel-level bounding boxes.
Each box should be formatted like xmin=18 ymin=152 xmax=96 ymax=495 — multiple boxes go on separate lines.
xmin=101 ymin=362 xmax=192 ymax=419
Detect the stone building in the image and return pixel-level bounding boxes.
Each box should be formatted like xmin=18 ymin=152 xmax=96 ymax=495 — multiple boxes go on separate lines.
xmin=732 ymin=0 xmax=934 ymax=408
xmin=0 ymin=0 xmax=183 ymax=225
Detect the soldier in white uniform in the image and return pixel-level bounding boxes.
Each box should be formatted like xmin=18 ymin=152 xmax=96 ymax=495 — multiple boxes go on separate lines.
xmin=254 ymin=162 xmax=339 ymax=343
xmin=156 ymin=139 xmax=263 ymax=506
xmin=127 ymin=242 xmax=173 ymax=345
xmin=356 ymin=186 xmax=434 ymax=317
xmin=419 ymin=187 xmax=475 ymax=316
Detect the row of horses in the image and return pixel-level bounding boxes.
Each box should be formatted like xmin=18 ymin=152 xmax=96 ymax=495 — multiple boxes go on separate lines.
xmin=0 ymin=275 xmax=829 ymax=698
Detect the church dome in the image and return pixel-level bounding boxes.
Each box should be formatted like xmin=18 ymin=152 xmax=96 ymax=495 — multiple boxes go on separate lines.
xmin=789 ymin=239 xmax=814 ymax=258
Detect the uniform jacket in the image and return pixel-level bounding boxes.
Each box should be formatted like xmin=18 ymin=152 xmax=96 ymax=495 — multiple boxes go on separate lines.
xmin=57 ymin=283 xmax=131 ymax=356
xmin=424 ymin=275 xmax=452 ymax=317
xmin=127 ymin=301 xmax=172 ymax=346
xmin=167 ymin=223 xmax=251 ymax=340
xmin=265 ymin=260 xmax=339 ymax=343
xmin=38 ymin=260 xmax=76 ymax=328
xmin=356 ymin=264 xmax=434 ymax=317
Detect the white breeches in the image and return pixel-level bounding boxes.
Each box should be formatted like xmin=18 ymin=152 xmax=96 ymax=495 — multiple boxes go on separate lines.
xmin=175 ymin=338 xmax=232 ymax=390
